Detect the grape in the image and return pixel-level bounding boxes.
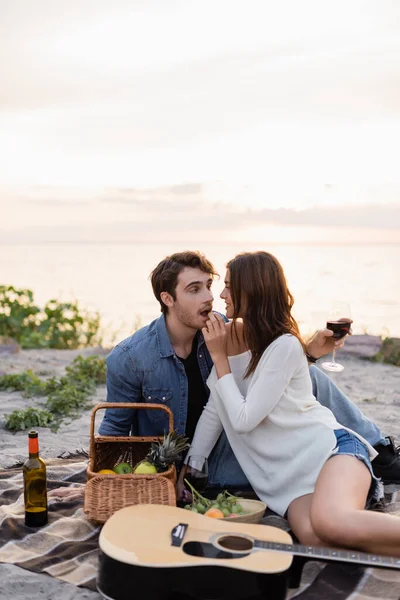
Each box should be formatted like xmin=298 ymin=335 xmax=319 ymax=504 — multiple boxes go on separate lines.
xmin=184 ymin=504 xmax=191 ymax=510
xmin=196 ymin=502 xmax=206 ymax=514
xmin=191 ymin=507 xmax=199 ymax=513
xmin=222 ymin=508 xmax=231 ymax=517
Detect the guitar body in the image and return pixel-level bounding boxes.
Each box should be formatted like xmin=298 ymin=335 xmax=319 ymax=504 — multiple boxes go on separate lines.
xmin=97 ymin=504 xmax=292 ymax=600
xmin=98 ymin=552 xmax=288 ymax=600
xmin=97 ymin=504 xmax=400 ymax=600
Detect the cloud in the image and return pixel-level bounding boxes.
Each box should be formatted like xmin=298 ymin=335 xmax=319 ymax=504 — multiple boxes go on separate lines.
xmin=1 ymin=2 xmax=400 ymax=129
xmin=1 ymin=185 xmax=399 ymax=243
xmin=97 ymin=183 xmax=203 ymax=205
xmin=1 ymin=3 xmax=400 ymax=188
xmin=259 ymin=205 xmax=400 ymax=230
xmin=167 ymin=183 xmax=203 ymax=195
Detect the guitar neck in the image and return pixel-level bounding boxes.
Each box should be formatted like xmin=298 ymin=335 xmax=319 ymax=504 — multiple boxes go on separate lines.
xmin=253 ymin=540 xmax=400 ymax=570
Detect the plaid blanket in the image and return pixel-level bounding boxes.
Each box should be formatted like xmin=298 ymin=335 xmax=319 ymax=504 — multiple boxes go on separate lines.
xmin=0 ymin=458 xmax=100 ymax=592
xmin=0 ymin=460 xmax=399 ymax=600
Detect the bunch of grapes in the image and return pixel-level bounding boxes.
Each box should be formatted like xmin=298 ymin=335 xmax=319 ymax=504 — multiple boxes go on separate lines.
xmin=183 ymin=478 xmax=244 ymax=518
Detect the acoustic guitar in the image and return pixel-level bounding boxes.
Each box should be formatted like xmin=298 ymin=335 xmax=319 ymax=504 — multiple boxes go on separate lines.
xmin=97 ymin=504 xmax=400 ymax=600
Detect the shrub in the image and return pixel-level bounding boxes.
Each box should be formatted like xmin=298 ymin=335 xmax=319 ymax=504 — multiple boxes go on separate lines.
xmin=369 ymin=337 xmax=400 ymax=367
xmin=0 ymin=285 xmax=102 ymax=349
xmin=0 ymin=370 xmax=47 ymax=396
xmin=4 ymin=407 xmax=54 ymax=432
xmin=2 ymin=355 xmax=106 ymax=432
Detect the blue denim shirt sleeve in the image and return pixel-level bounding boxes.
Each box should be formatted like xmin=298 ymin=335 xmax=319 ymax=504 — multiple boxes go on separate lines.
xmin=98 ymin=345 xmax=142 ymax=436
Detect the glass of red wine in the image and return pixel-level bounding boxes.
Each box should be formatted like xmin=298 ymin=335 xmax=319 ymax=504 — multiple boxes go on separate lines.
xmin=184 ymin=454 xmax=208 ymax=491
xmin=321 ymin=303 xmax=352 ymax=373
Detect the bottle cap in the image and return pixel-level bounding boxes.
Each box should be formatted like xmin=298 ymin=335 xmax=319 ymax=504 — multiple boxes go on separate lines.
xmin=28 ymin=431 xmax=38 ymax=438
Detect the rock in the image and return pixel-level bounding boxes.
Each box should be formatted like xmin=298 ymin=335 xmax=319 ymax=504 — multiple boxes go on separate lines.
xmin=339 ymin=334 xmax=383 ymax=359
xmin=0 ymin=337 xmax=20 ymax=354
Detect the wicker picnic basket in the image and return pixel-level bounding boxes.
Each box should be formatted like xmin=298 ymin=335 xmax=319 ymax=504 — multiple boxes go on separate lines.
xmin=84 ymin=474 xmax=176 ymax=524
xmin=87 ymin=402 xmax=177 ymax=483
xmin=84 ymin=402 xmax=178 ymax=523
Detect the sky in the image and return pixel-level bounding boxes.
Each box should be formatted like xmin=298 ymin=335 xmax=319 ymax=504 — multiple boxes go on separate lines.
xmin=1 ymin=0 xmax=400 ymax=243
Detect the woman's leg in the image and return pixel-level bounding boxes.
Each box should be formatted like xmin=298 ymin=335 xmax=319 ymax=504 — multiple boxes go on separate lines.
xmin=287 ymin=493 xmax=328 ymax=547
xmin=310 ymin=455 xmax=400 ymax=556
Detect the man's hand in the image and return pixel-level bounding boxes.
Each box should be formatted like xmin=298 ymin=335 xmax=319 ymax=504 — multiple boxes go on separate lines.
xmin=306 ymin=326 xmax=352 ymax=360
xmin=176 ymin=466 xmax=192 ymax=505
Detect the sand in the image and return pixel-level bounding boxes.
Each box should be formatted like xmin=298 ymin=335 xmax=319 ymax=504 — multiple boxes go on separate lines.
xmin=0 ymin=338 xmax=399 ymax=469
xmin=0 ymin=347 xmax=109 ymax=469
xmin=0 ymin=337 xmax=399 ymax=599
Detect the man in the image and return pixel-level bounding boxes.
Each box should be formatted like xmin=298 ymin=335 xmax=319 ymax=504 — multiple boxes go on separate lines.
xmin=99 ymin=251 xmax=400 ymax=486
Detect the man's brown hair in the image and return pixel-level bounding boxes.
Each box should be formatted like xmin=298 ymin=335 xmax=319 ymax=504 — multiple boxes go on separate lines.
xmin=150 ymin=251 xmax=218 ymax=314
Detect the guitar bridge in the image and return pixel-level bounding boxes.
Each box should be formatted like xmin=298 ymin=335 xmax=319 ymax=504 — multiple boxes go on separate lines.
xmin=171 ymin=522 xmax=189 ymax=547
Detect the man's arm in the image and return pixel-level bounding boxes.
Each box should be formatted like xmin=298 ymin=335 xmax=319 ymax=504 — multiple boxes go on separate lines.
xmin=98 ymin=346 xmax=142 ymax=436
xmin=305 ymin=326 xmax=351 ymax=363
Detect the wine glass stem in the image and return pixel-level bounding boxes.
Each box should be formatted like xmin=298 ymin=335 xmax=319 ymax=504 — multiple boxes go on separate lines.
xmin=332 ymin=349 xmax=337 ymax=364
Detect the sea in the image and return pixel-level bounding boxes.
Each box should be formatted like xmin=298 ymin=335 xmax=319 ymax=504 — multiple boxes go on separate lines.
xmin=1 ymin=242 xmax=399 ymax=345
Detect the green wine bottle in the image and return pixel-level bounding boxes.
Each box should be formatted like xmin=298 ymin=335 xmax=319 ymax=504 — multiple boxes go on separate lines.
xmin=23 ymin=430 xmax=48 ymax=527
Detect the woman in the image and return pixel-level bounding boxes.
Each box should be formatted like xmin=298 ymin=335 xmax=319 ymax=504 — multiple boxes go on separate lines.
xmin=186 ymin=251 xmax=400 ymax=556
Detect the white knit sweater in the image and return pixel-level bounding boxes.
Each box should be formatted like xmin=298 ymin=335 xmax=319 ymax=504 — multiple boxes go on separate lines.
xmin=189 ymin=334 xmax=376 ymax=516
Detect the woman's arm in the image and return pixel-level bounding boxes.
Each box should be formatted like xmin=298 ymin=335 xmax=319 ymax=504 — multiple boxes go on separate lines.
xmin=186 ymin=391 xmax=224 ymax=460
xmin=177 ymin=390 xmax=223 ymax=503
xmin=214 ymin=336 xmax=303 ymax=434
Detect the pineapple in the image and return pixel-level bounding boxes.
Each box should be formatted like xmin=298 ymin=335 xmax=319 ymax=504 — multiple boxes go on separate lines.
xmin=133 ymin=431 xmax=190 ymax=474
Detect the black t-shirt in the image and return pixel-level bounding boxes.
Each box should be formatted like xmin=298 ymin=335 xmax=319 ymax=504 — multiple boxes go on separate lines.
xmin=177 ymin=338 xmax=208 ymax=442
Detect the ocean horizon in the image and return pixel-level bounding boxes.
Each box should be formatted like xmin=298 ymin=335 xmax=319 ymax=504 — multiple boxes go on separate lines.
xmin=2 ymin=241 xmax=399 ymax=344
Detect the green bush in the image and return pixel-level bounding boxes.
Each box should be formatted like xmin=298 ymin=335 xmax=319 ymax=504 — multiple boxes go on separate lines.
xmin=2 ymin=355 xmax=106 ymax=432
xmin=65 ymin=354 xmax=106 ymax=385
xmin=0 ymin=285 xmax=102 ymax=349
xmin=46 ymin=384 xmax=92 ymax=418
xmin=369 ymin=337 xmax=400 ymax=367
xmin=0 ymin=370 xmax=47 ymax=396
xmin=4 ymin=407 xmax=54 ymax=432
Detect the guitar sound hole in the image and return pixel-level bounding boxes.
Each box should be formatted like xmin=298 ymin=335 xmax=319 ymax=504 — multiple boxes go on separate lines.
xmin=217 ymin=536 xmax=253 ymax=552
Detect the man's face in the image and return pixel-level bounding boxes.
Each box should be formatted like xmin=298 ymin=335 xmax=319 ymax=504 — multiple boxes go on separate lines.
xmin=170 ymin=267 xmax=214 ymax=330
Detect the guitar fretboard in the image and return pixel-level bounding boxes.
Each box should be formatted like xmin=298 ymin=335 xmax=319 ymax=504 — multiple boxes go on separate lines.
xmin=253 ymin=540 xmax=400 ymax=569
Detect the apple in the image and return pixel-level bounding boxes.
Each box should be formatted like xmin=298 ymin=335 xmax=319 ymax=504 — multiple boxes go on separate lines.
xmin=113 ymin=462 xmax=132 ymax=475
xmin=133 ymin=461 xmax=157 ymax=474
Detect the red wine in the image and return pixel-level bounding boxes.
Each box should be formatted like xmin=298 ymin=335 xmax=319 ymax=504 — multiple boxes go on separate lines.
xmin=185 ymin=472 xmax=208 ymax=493
xmin=326 ymin=319 xmax=352 ymax=339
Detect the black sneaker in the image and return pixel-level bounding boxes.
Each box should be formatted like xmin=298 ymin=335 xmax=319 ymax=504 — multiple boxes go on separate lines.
xmin=372 ymin=436 xmax=400 ymax=484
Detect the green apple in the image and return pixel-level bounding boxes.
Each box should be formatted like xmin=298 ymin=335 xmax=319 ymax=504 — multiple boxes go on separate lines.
xmin=133 ymin=461 xmax=157 ymax=474
xmin=113 ymin=462 xmax=132 ymax=475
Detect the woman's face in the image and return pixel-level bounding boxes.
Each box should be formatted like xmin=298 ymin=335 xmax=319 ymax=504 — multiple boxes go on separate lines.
xmin=220 ymin=269 xmax=234 ymax=319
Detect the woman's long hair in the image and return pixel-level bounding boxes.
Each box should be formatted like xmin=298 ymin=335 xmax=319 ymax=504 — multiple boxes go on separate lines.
xmin=227 ymin=251 xmax=306 ymax=378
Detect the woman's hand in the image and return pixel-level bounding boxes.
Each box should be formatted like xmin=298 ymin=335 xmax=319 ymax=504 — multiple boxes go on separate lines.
xmin=202 ymin=313 xmax=228 ymax=359
xmin=202 ymin=314 xmax=231 ymax=378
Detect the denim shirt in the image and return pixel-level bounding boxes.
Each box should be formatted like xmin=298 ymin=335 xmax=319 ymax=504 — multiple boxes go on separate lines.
xmin=98 ymin=314 xmax=214 ymax=437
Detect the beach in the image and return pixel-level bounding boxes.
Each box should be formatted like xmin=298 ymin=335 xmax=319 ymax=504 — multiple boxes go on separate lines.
xmin=1 ymin=337 xmax=399 ymax=469
xmin=0 ymin=337 xmax=399 ymax=599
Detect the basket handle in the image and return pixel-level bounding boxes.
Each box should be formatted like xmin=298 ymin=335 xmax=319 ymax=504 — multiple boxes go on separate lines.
xmin=90 ymin=402 xmax=175 ymax=441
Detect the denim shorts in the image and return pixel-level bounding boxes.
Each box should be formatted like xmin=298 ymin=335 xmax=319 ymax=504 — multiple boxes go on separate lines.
xmin=331 ymin=428 xmax=383 ymax=507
